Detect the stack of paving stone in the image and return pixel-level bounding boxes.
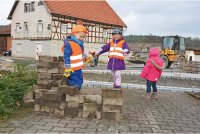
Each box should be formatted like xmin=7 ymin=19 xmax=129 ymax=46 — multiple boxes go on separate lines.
xmin=34 ymin=56 xmax=123 ymax=120
xmin=82 ymin=95 xmax=102 ymax=119
xmin=102 ymin=88 xmax=123 ymax=121
xmin=34 ymin=56 xmax=67 ymax=115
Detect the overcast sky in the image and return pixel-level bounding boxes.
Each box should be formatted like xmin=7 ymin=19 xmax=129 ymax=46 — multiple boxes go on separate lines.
xmin=0 ymin=0 xmax=200 ymax=38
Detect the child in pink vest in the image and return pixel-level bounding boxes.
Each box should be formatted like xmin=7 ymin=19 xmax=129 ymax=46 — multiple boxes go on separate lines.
xmin=140 ymin=47 xmax=164 ymax=99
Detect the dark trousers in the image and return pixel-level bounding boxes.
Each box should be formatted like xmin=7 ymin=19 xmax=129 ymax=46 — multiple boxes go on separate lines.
xmin=146 ymin=80 xmax=157 ymax=93
xmin=67 ymin=70 xmax=83 ymax=90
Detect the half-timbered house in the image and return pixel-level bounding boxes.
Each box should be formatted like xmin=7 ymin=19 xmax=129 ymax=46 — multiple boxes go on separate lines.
xmin=7 ymin=0 xmax=126 ymax=59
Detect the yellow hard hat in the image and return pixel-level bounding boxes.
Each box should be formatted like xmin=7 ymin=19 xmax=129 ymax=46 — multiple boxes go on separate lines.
xmin=72 ymin=25 xmax=89 ymax=34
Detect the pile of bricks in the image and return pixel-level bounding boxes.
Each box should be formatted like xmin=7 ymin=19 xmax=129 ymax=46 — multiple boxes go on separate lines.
xmin=181 ymin=61 xmax=200 ymax=73
xmin=33 ymin=56 xmax=123 ymax=121
xmin=34 ymin=56 xmax=66 ymax=115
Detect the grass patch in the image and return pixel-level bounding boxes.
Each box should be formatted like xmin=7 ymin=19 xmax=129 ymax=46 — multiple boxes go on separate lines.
xmin=0 ymin=64 xmax=37 ymax=119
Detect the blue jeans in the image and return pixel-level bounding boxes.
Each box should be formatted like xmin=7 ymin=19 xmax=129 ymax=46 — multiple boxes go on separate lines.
xmin=67 ymin=70 xmax=83 ymax=90
xmin=146 ymin=80 xmax=157 ymax=93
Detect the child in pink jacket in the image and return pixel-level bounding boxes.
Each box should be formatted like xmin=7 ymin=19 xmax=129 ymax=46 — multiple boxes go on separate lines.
xmin=140 ymin=47 xmax=164 ymax=99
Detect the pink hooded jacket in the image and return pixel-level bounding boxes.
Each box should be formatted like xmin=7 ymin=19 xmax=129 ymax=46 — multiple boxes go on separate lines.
xmin=140 ymin=47 xmax=163 ymax=82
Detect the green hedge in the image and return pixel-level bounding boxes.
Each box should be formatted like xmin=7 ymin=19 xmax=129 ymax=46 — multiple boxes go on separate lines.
xmin=0 ymin=64 xmax=37 ymax=119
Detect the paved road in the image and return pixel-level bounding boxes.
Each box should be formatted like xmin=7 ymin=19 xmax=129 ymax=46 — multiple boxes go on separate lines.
xmin=85 ymin=64 xmax=175 ymax=73
xmin=0 ymin=89 xmax=200 ymax=133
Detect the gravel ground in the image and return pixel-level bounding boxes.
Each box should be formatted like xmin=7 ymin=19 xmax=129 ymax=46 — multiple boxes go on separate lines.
xmin=83 ymin=73 xmax=200 ymax=89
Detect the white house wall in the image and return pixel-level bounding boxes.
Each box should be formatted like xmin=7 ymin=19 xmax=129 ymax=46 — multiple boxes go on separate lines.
xmin=194 ymin=55 xmax=200 ymax=61
xmin=186 ymin=50 xmax=200 ymax=62
xmin=11 ymin=1 xmax=52 ymax=39
xmin=12 ymin=40 xmax=52 ymax=58
xmin=84 ymin=42 xmax=109 ymax=62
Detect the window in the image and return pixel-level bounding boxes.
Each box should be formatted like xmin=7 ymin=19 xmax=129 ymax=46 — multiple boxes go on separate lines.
xmin=37 ymin=20 xmax=43 ymax=32
xmin=24 ymin=2 xmax=35 ymax=12
xmin=16 ymin=43 xmax=22 ymax=53
xmin=24 ymin=22 xmax=28 ymax=33
xmin=24 ymin=3 xmax=30 ymax=12
xmin=30 ymin=2 xmax=35 ymax=12
xmin=16 ymin=23 xmax=20 ymax=33
xmin=61 ymin=24 xmax=68 ymax=33
xmin=38 ymin=1 xmax=43 ymax=6
xmin=103 ymin=29 xmax=108 ymax=37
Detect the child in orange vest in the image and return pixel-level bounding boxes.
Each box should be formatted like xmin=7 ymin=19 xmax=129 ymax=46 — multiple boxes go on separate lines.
xmin=95 ymin=28 xmax=130 ymax=88
xmin=62 ymin=25 xmax=88 ymax=90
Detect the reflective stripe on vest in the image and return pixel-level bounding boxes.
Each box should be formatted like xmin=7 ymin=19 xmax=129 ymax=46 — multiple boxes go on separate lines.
xmin=69 ymin=41 xmax=84 ymax=70
xmin=109 ymin=40 xmax=125 ymax=60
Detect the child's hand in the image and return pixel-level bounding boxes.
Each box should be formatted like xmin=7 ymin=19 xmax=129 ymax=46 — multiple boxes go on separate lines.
xmin=123 ymin=53 xmax=128 ymax=56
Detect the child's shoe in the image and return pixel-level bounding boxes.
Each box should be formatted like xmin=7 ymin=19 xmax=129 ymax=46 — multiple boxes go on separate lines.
xmin=146 ymin=93 xmax=151 ymax=99
xmin=114 ymin=85 xmax=121 ymax=88
xmin=151 ymin=92 xmax=158 ymax=99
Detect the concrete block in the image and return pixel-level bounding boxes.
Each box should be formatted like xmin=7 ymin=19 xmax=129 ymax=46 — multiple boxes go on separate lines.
xmin=44 ymin=106 xmax=50 ymax=113
xmin=24 ymin=100 xmax=35 ymax=108
xmin=64 ymin=108 xmax=79 ymax=118
xmin=67 ymin=101 xmax=79 ymax=108
xmin=57 ymin=56 xmax=64 ymax=62
xmin=37 ymin=67 xmax=48 ymax=73
xmin=44 ymin=91 xmax=65 ymax=101
xmin=23 ymin=90 xmax=33 ymax=101
xmin=48 ymin=68 xmax=59 ymax=74
xmin=38 ymin=73 xmax=52 ymax=80
xmin=32 ymin=84 xmax=38 ymax=90
xmin=34 ymin=97 xmax=46 ymax=106
xmin=103 ymin=98 xmax=123 ymax=105
xmin=66 ymin=94 xmax=79 ymax=102
xmin=48 ymin=61 xmax=59 ymax=69
xmin=57 ymin=85 xmax=79 ymax=95
xmin=46 ymin=101 xmax=60 ymax=108
xmin=34 ymin=89 xmax=44 ymax=97
xmin=39 ymin=56 xmax=57 ymax=62
xmin=40 ymin=106 xmax=46 ymax=112
xmin=51 ymin=87 xmax=58 ymax=91
xmin=102 ymin=112 xmax=122 ymax=121
xmin=49 ymin=108 xmax=56 ymax=115
xmin=78 ymin=110 xmax=82 ymax=118
xmin=37 ymin=61 xmax=49 ymax=67
xmin=34 ymin=104 xmax=41 ymax=112
xmin=53 ymin=74 xmax=63 ymax=81
xmin=37 ymin=79 xmax=48 ymax=85
xmin=102 ymin=88 xmax=122 ymax=98
xmin=102 ymin=105 xmax=122 ymax=113
xmin=82 ymin=110 xmax=101 ymax=119
xmin=59 ymin=102 xmax=66 ymax=110
xmin=59 ymin=67 xmax=65 ymax=74
xmin=48 ymin=80 xmax=58 ymax=87
xmin=56 ymin=80 xmax=62 ymax=86
xmin=83 ymin=103 xmax=97 ymax=111
xmin=79 ymin=95 xmax=84 ymax=104
xmin=37 ymin=84 xmax=51 ymax=90
xmin=55 ymin=108 xmax=65 ymax=116
xmin=84 ymin=95 xmax=102 ymax=104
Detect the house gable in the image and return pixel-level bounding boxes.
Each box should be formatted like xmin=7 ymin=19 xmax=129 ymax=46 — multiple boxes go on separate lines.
xmin=8 ymin=0 xmax=52 ymax=40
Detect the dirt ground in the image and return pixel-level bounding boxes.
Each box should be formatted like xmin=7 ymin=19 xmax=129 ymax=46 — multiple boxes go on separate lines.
xmin=83 ymin=73 xmax=200 ymax=89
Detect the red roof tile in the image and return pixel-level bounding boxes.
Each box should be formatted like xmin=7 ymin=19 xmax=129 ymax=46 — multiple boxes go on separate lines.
xmin=44 ymin=0 xmax=126 ymax=27
xmin=0 ymin=25 xmax=11 ymax=35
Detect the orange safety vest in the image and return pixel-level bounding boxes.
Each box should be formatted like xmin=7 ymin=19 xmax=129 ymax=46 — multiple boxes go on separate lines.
xmin=109 ymin=40 xmax=125 ymax=60
xmin=61 ymin=41 xmax=84 ymax=70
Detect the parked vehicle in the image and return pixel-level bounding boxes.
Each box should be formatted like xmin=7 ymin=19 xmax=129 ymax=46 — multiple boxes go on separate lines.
xmin=2 ymin=51 xmax=11 ymax=56
xmin=127 ymin=35 xmax=187 ymax=68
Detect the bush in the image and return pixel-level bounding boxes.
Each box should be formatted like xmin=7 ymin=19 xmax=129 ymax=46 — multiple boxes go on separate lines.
xmin=0 ymin=64 xmax=37 ymax=119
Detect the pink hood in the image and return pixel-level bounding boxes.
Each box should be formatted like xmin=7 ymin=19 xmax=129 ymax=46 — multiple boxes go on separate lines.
xmin=140 ymin=47 xmax=163 ymax=82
